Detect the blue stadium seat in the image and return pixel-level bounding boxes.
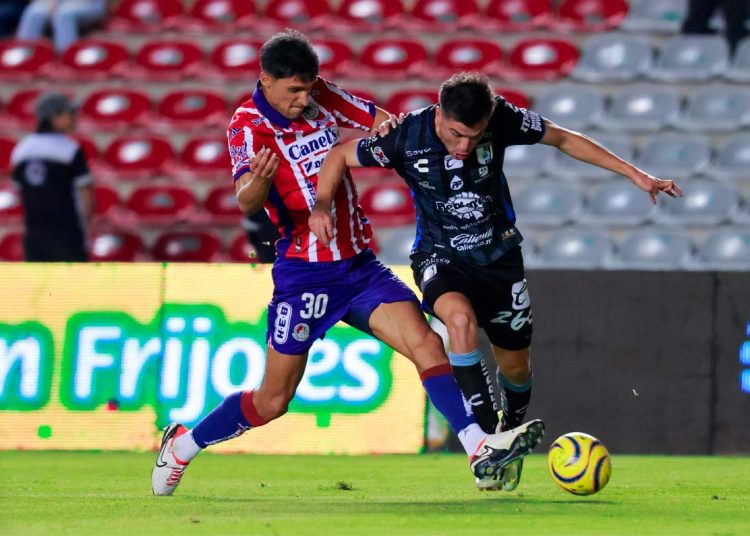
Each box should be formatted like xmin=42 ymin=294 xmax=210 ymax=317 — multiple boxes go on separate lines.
xmin=655 ymin=181 xmax=740 ymax=226
xmin=580 ymin=182 xmax=656 ymax=226
xmin=533 ymin=86 xmax=604 ymax=131
xmin=725 ymin=38 xmax=750 ymax=82
xmin=604 ymin=85 xmax=680 ymax=132
xmin=374 ymin=225 xmax=415 ymax=265
xmin=504 ymin=144 xmax=555 ymax=180
xmin=675 ymin=86 xmax=750 ymax=132
xmin=513 ymin=182 xmax=583 ymax=226
xmin=546 ymin=134 xmax=633 ymax=181
xmin=636 ymin=134 xmax=711 ymax=179
xmin=615 ymin=228 xmax=692 ymax=270
xmin=572 ymin=33 xmax=653 ymax=82
xmin=621 ymin=0 xmax=686 ymax=33
xmin=647 ymin=36 xmax=729 ymax=82
xmin=537 ymin=228 xmax=612 ymax=269
xmin=709 ymin=134 xmax=750 ymax=181
xmin=692 ymin=229 xmax=750 ymax=270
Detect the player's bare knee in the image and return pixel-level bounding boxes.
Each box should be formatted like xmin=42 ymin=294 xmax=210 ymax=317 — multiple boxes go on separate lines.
xmin=446 ymin=311 xmax=476 ymax=344
xmin=255 ymin=391 xmax=292 ymax=421
xmin=411 ymin=329 xmax=447 ymax=369
xmin=499 ymin=358 xmax=531 ymax=384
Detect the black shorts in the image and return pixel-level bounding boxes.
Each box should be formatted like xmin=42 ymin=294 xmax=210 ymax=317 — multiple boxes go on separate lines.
xmin=411 ymin=246 xmax=532 ymax=351
xmin=24 ymin=231 xmax=88 ymax=262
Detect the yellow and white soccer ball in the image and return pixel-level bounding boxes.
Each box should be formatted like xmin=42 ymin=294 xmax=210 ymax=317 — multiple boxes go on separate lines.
xmin=547 ymin=432 xmax=612 ymax=495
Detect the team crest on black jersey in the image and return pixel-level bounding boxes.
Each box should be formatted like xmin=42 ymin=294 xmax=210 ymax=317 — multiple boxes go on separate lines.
xmin=476 ymin=143 xmax=493 ymax=165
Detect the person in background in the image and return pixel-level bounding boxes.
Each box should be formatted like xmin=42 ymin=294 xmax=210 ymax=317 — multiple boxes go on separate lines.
xmin=11 ymin=92 xmax=95 ymax=262
xmin=0 ymin=0 xmax=29 ymax=36
xmin=244 ymin=210 xmax=279 ymax=264
xmin=15 ymin=0 xmax=111 ymax=52
xmin=682 ymin=0 xmax=749 ymax=54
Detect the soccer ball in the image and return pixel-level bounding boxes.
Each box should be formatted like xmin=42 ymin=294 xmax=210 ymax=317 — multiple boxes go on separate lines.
xmin=547 ymin=432 xmax=612 ymax=495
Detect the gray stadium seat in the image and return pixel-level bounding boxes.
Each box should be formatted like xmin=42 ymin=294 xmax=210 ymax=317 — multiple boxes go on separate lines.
xmin=375 ymin=225 xmax=415 ymax=265
xmin=724 ymin=38 xmax=750 ymax=83
xmin=537 ymin=229 xmax=612 ymax=269
xmin=546 ymin=134 xmax=634 ymax=181
xmin=503 ymin=144 xmax=555 ymax=180
xmin=692 ymin=229 xmax=750 ymax=270
xmin=675 ymin=86 xmax=750 ymax=132
xmin=621 ymin=0 xmax=686 ymax=33
xmin=513 ymin=182 xmax=583 ymax=226
xmin=604 ymin=85 xmax=681 ymax=132
xmin=533 ymin=86 xmax=605 ymax=131
xmin=580 ymin=182 xmax=656 ymax=226
xmin=615 ymin=229 xmax=692 ymax=270
xmin=709 ymin=134 xmax=750 ymax=181
xmin=648 ymin=36 xmax=729 ymax=82
xmin=655 ymin=180 xmax=740 ymax=226
xmin=636 ymin=134 xmax=711 ymax=178
xmin=572 ymin=34 xmax=653 ymax=82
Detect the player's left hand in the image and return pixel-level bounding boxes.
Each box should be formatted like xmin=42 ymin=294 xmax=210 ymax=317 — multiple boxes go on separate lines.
xmin=374 ymin=113 xmax=405 ymax=138
xmin=630 ymin=170 xmax=684 ymax=204
xmin=309 ymin=204 xmax=334 ymax=248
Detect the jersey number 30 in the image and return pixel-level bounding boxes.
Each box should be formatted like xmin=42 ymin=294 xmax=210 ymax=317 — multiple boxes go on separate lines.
xmin=300 ymin=292 xmax=329 ymax=319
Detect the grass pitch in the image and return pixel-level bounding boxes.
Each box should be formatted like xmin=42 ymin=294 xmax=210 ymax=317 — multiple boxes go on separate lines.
xmin=1 ymin=452 xmax=748 ymax=535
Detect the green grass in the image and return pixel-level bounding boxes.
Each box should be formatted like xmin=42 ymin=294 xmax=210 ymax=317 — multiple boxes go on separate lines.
xmin=1 ymin=452 xmax=748 ymax=535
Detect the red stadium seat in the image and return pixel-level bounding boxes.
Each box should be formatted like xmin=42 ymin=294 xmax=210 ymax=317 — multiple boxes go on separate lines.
xmin=2 ymin=90 xmax=40 ymax=130
xmin=125 ymin=185 xmax=197 ymax=225
xmin=345 ymin=39 xmax=428 ymax=80
xmin=153 ymin=90 xmax=228 ymax=132
xmin=0 ymin=138 xmax=16 ymax=177
xmin=108 ymin=0 xmax=184 ymax=32
xmin=152 ymin=230 xmax=222 ymax=262
xmin=93 ymin=185 xmax=120 ymax=222
xmin=228 ymin=231 xmax=255 ymax=263
xmin=311 ymin=39 xmax=354 ymax=78
xmin=203 ymin=186 xmax=243 ymax=225
xmin=71 ymin=135 xmax=100 ymax=164
xmin=131 ymin=41 xmax=204 ymax=81
xmin=506 ymin=38 xmax=579 ymax=81
xmin=359 ymin=181 xmax=416 ymax=227
xmin=334 ymin=0 xmax=403 ymax=32
xmin=78 ymin=89 xmax=151 ymax=133
xmin=423 ymin=39 xmax=503 ymax=80
xmin=206 ymin=39 xmax=263 ymax=80
xmin=186 ymin=0 xmax=256 ymax=32
xmin=407 ymin=0 xmax=481 ymax=31
xmin=495 ymin=88 xmax=531 ymax=109
xmin=47 ymin=40 xmax=129 ymax=81
xmin=264 ymin=0 xmax=333 ymax=32
xmin=98 ymin=136 xmax=174 ymax=180
xmin=483 ymin=0 xmax=552 ymax=31
xmin=167 ymin=137 xmax=230 ymax=181
xmin=554 ymin=0 xmax=628 ymax=32
xmin=0 ymin=232 xmax=23 ymax=261
xmin=90 ymin=229 xmax=144 ymax=262
xmin=385 ymin=89 xmax=437 ymax=115
xmin=0 ymin=183 xmax=22 ymax=223
xmin=0 ymin=40 xmax=53 ymax=81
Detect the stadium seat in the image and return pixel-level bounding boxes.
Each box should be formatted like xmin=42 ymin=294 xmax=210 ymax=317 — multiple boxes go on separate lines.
xmin=358 ymin=181 xmax=416 ymax=227
xmin=513 ymin=182 xmax=582 ymax=226
xmin=206 ymin=39 xmax=263 ymax=80
xmin=311 ymin=39 xmax=354 ymax=78
xmin=125 ymin=185 xmax=198 ymax=225
xmin=93 ymin=185 xmax=121 ymax=223
xmin=0 ymin=183 xmax=22 ymax=223
xmin=203 ymin=186 xmax=243 ymax=226
xmin=554 ymin=0 xmax=628 ymax=32
xmin=482 ymin=0 xmax=552 ymax=32
xmin=655 ymin=181 xmax=740 ymax=226
xmin=2 ymin=89 xmax=40 ymax=130
xmin=571 ymin=34 xmax=653 ymax=82
xmin=725 ymin=38 xmax=750 ymax=82
xmin=185 ymin=0 xmax=256 ymax=32
xmin=108 ymin=0 xmax=184 ymax=32
xmin=0 ymin=40 xmax=53 ymax=81
xmin=153 ymin=90 xmax=228 ymax=132
xmin=265 ymin=0 xmax=333 ymax=32
xmin=648 ymin=36 xmax=729 ymax=82
xmin=228 ymin=231 xmax=258 ymax=263
xmin=47 ymin=40 xmax=130 ymax=81
xmin=504 ymin=144 xmax=555 ymax=180
xmin=604 ymin=85 xmax=681 ymax=132
xmin=636 ymin=134 xmax=711 ymax=178
xmin=345 ymin=39 xmax=428 ymax=80
xmin=168 ymin=137 xmax=230 ymax=181
xmin=422 ymin=40 xmax=504 ymax=80
xmin=0 ymin=138 xmax=16 ymax=177
xmin=131 ymin=41 xmax=204 ymax=81
xmin=334 ymin=0 xmax=403 ymax=33
xmin=532 ymin=86 xmax=604 ymax=131
xmin=693 ymin=229 xmax=750 ymax=270
xmin=0 ymin=232 xmax=23 ymax=261
xmin=372 ymin=225 xmax=415 ymax=265
xmin=537 ymin=228 xmax=612 ymax=269
xmin=709 ymin=134 xmax=750 ymax=181
xmin=99 ymin=136 xmax=174 ymax=180
xmin=405 ymin=0 xmax=481 ymax=31
xmin=385 ymin=90 xmax=437 ymax=115
xmin=579 ymin=182 xmax=656 ymax=226
xmin=615 ymin=229 xmax=692 ymax=270
xmin=505 ymin=38 xmax=579 ymax=81
xmin=152 ymin=230 xmax=222 ymax=262
xmin=675 ymin=86 xmax=750 ymax=132
xmin=546 ymin=134 xmax=633 ymax=181
xmin=71 ymin=135 xmax=100 ymax=164
xmin=496 ymin=88 xmax=531 ymax=110
xmin=78 ymin=89 xmax=152 ymax=133
xmin=89 ymin=229 xmax=144 ymax=262
xmin=621 ymin=0 xmax=685 ymax=33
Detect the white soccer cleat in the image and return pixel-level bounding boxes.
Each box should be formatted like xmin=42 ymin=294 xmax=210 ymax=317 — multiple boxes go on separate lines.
xmin=152 ymin=423 xmax=190 ymax=496
xmin=469 ymin=419 xmax=544 ymax=483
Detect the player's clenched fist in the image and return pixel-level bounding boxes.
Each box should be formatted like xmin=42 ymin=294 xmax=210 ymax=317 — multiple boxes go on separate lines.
xmin=309 ymin=205 xmax=334 ymax=248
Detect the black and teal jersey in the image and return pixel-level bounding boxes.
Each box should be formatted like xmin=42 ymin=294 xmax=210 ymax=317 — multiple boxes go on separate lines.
xmin=356 ymin=97 xmax=546 ymax=266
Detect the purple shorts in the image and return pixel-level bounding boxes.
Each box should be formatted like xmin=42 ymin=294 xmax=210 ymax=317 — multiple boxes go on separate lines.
xmin=267 ymin=249 xmax=418 ymax=355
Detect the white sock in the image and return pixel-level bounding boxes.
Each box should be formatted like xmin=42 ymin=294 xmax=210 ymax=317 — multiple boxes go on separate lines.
xmin=172 ymin=430 xmax=201 ymax=463
xmin=457 ymin=423 xmax=487 ymax=456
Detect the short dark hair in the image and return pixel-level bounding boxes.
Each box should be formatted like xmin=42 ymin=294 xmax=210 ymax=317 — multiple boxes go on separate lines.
xmin=439 ymin=72 xmax=495 ymax=127
xmin=260 ymin=29 xmax=319 ymax=82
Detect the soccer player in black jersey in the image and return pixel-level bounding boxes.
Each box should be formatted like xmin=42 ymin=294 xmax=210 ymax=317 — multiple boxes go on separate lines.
xmin=310 ymin=72 xmax=682 ymax=490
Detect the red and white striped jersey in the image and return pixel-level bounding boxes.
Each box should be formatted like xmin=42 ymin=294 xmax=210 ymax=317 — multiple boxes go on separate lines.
xmin=228 ymin=78 xmax=376 ymax=262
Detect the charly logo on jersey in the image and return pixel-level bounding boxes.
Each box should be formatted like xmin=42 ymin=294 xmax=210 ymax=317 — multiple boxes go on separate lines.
xmin=414 ymin=158 xmax=429 ymax=173
xmin=435 ymin=192 xmax=493 ymax=220
xmin=476 ymin=143 xmax=493 ymax=165
xmin=371 ymin=146 xmax=390 ymax=167
xmin=444 ymin=155 xmax=463 ymax=170
xmin=449 ymin=228 xmax=494 ymax=252
xmin=449 ymin=175 xmax=464 ymax=191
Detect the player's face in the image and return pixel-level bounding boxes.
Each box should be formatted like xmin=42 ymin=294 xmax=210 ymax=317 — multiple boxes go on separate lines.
xmin=260 ymin=72 xmax=316 ymax=120
xmin=435 ymin=107 xmax=490 ymax=160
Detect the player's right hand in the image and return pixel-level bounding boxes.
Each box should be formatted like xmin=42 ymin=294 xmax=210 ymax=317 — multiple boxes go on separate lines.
xmin=309 ymin=205 xmax=334 ymax=248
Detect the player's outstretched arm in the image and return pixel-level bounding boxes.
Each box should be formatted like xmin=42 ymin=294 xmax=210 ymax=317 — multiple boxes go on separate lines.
xmin=235 ymin=147 xmax=279 ymax=215
xmin=540 ymin=119 xmax=683 ymax=204
xmin=309 ymin=140 xmax=364 ymax=247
